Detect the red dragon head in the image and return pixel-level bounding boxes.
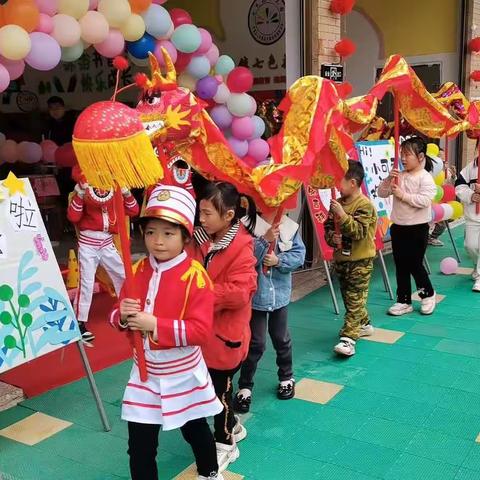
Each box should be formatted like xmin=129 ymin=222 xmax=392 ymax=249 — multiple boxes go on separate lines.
xmin=135 ymin=49 xmax=203 ymax=144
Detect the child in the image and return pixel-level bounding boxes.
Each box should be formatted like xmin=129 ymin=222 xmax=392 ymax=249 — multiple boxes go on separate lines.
xmin=193 ymin=182 xmax=257 ymax=472
xmin=324 ymin=160 xmax=377 ymax=357
xmin=455 ymin=157 xmax=480 ymax=292
xmin=378 ymin=136 xmax=437 ymax=316
xmin=110 ymin=184 xmax=224 ymax=480
xmin=68 ymin=165 xmax=139 ymax=342
xmin=233 ymin=211 xmax=305 ymax=411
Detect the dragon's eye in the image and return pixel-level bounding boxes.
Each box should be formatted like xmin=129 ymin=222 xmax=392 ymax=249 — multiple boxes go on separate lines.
xmin=147 ymin=96 xmax=161 ymax=106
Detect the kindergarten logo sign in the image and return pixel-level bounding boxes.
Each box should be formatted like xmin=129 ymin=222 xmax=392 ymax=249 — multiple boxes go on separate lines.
xmin=0 ymin=173 xmax=80 ymax=374
xmin=248 ymin=0 xmax=285 ymax=45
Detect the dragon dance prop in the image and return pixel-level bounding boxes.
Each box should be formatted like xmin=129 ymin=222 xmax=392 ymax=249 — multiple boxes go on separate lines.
xmin=72 ymin=90 xmax=163 ymax=383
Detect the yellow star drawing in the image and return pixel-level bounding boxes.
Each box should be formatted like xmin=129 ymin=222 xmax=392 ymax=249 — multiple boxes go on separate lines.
xmin=2 ymin=172 xmax=26 ymax=196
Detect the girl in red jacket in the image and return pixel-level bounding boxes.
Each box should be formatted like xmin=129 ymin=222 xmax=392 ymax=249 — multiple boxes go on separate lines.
xmin=193 ymin=182 xmax=257 ymax=472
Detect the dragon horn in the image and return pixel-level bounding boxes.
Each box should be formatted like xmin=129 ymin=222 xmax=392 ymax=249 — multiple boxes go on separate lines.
xmin=160 ymin=46 xmax=177 ymax=83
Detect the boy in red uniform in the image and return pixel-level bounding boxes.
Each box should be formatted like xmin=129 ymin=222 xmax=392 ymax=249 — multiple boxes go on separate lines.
xmin=67 ymin=166 xmax=139 ymax=341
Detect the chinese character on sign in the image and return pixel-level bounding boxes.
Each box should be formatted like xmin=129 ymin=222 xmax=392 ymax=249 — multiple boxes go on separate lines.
xmin=268 ymin=54 xmax=278 ymax=69
xmin=239 ymin=56 xmax=249 ymax=68
xmin=253 ymin=58 xmax=264 ymax=69
xmin=8 ymin=194 xmax=38 ymax=232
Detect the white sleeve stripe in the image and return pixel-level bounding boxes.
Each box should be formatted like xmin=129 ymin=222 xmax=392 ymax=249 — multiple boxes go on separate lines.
xmin=173 ymin=320 xmax=181 ymax=347
xmin=180 ymin=320 xmax=187 ymax=346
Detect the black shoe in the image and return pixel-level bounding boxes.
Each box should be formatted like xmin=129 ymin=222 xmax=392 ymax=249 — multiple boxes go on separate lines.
xmin=277 ymin=380 xmax=295 ymax=400
xmin=233 ymin=389 xmax=251 ymax=413
xmin=78 ymin=322 xmax=95 ymax=342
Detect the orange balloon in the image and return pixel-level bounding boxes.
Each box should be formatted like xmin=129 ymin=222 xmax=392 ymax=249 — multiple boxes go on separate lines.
xmin=128 ymin=0 xmax=152 ymax=14
xmin=3 ymin=0 xmax=40 ymax=33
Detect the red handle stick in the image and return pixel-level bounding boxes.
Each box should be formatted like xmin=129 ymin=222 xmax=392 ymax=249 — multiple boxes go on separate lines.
xmin=263 ymin=207 xmax=284 ymax=275
xmin=477 ymin=140 xmax=480 ymax=215
xmin=114 ymin=187 xmax=148 ymax=382
xmin=393 ymin=95 xmax=400 ymax=185
xmin=444 ymin=137 xmax=449 ymax=176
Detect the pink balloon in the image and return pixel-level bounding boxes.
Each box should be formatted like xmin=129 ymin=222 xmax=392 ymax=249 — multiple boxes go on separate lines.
xmin=0 ymin=56 xmax=25 ymax=81
xmin=94 ymin=29 xmax=125 ymax=58
xmin=248 ymin=138 xmax=269 ymax=162
xmin=18 ymin=142 xmax=42 ymax=164
xmin=431 ymin=204 xmax=444 ymax=223
xmin=89 ymin=0 xmax=99 ymax=8
xmin=205 ymin=44 xmax=219 ymax=66
xmin=26 ymin=33 xmax=61 ymax=71
xmin=440 ymin=257 xmax=458 ymax=275
xmin=41 ymin=139 xmax=58 ymax=163
xmin=0 ymin=64 xmax=10 ymax=94
xmin=37 ymin=13 xmax=54 ymax=34
xmin=197 ymin=28 xmax=212 ymax=54
xmin=155 ymin=40 xmax=178 ymax=66
xmin=214 ymin=74 xmax=223 ymax=83
xmin=1 ymin=140 xmax=19 ymax=164
xmin=232 ymin=116 xmax=254 ymax=140
xmin=35 ymin=0 xmax=58 ymax=16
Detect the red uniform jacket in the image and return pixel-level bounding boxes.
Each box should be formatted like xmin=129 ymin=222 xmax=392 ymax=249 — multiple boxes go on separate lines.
xmin=67 ymin=188 xmax=139 ymax=234
xmin=192 ymin=225 xmax=257 ymax=370
xmin=110 ymin=253 xmax=214 ymax=351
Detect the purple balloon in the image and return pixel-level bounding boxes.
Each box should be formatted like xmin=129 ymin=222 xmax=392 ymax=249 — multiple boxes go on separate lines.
xmin=232 ymin=116 xmax=254 ymax=140
xmin=228 ymin=137 xmax=248 ymax=158
xmin=196 ymin=76 xmax=218 ymax=99
xmin=0 ymin=64 xmax=10 ymax=93
xmin=26 ymin=33 xmax=61 ymax=71
xmin=248 ymin=138 xmax=269 ymax=162
xmin=210 ymin=105 xmax=233 ymax=130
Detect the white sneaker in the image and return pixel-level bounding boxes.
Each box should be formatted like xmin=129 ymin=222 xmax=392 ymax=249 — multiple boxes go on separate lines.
xmin=388 ymin=303 xmax=414 ymax=316
xmin=216 ymin=442 xmax=240 ymax=472
xmin=473 ymin=271 xmax=480 ymax=281
xmin=334 ymin=337 xmax=356 ymax=356
xmin=233 ymin=415 xmax=247 ymax=443
xmin=359 ymin=324 xmax=375 ymax=337
xmin=420 ymin=292 xmax=436 ymax=315
xmin=197 ymin=473 xmax=225 ymax=480
xmin=473 ymin=280 xmax=480 ymax=292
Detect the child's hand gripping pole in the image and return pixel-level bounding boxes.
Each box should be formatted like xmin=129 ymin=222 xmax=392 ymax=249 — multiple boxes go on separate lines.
xmin=114 ymin=186 xmax=148 ymax=382
xmin=263 ymin=207 xmax=284 ymax=275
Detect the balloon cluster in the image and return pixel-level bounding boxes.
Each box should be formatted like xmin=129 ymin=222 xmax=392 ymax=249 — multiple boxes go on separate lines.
xmin=0 ymin=133 xmax=75 ymax=167
xmin=0 ymin=0 xmax=270 ymax=164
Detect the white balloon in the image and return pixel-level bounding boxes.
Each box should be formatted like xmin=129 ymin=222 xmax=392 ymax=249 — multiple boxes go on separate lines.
xmin=430 ymin=156 xmax=443 ymax=178
xmin=213 ymin=83 xmax=230 ymax=104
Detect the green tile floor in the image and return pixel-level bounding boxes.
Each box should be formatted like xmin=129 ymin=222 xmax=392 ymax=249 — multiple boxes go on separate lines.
xmin=1 ymin=224 xmax=480 ymax=479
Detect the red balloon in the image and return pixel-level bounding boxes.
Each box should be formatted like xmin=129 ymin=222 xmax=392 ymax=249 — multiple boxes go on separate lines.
xmin=442 ymin=184 xmax=456 ymax=203
xmin=169 ymin=8 xmax=192 ymax=28
xmin=55 ymin=143 xmax=77 ymax=168
xmin=226 ymin=67 xmax=254 ymax=94
xmin=175 ymin=52 xmax=192 ymax=72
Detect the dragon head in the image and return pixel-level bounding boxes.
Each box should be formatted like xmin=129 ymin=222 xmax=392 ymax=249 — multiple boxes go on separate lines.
xmin=135 ymin=49 xmax=203 ymax=144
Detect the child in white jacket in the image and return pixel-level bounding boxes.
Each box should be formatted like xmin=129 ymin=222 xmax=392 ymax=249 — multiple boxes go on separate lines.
xmin=455 ymin=158 xmax=480 ymax=292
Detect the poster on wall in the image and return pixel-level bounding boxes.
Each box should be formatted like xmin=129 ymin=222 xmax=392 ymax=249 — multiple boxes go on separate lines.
xmin=0 ymin=173 xmax=80 ymax=374
xmin=356 ymin=140 xmax=395 ymax=239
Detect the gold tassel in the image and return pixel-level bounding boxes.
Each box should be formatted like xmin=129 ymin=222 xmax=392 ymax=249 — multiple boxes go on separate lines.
xmin=73 ymin=132 xmax=163 ymax=190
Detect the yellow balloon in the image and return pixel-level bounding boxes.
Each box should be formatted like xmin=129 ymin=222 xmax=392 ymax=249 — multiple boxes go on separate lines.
xmin=434 ymin=170 xmax=445 ymax=186
xmin=0 ymin=25 xmax=31 ymax=61
xmin=448 ymin=200 xmax=463 ymax=219
xmin=98 ymin=0 xmax=131 ymax=28
xmin=58 ymin=0 xmax=89 ymax=19
xmin=121 ymin=14 xmax=146 ymax=42
xmin=427 ymin=143 xmax=440 ymax=158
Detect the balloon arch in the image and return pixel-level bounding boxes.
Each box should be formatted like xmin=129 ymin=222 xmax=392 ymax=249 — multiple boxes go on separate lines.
xmin=0 ymin=0 xmax=269 ymax=167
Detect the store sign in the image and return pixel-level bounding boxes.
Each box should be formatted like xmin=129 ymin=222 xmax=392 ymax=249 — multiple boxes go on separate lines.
xmin=320 ymin=64 xmax=344 ymax=83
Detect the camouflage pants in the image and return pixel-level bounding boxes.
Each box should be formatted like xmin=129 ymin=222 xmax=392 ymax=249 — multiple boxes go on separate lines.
xmin=335 ymin=258 xmax=374 ymax=341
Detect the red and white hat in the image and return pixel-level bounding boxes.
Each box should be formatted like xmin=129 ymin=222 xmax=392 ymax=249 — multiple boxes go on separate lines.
xmin=142 ymin=184 xmax=196 ymax=235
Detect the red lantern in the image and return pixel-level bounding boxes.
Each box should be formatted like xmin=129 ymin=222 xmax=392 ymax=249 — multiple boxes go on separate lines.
xmin=330 ymin=0 xmax=356 ymax=15
xmin=170 ymin=8 xmax=192 ymax=28
xmin=226 ymin=67 xmax=254 ymax=93
xmin=470 ymin=70 xmax=480 ymax=82
xmin=334 ymin=38 xmax=356 ymax=58
xmin=469 ymin=37 xmax=480 ymax=54
xmin=336 ymin=81 xmax=353 ymax=99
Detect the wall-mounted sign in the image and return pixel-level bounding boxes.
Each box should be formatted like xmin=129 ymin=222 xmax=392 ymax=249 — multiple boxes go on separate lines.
xmin=248 ymin=0 xmax=286 ymax=46
xmin=320 ymin=64 xmax=344 ymax=83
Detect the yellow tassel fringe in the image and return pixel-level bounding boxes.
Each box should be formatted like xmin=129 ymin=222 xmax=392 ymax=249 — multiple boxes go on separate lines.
xmin=73 ymin=132 xmax=163 ymax=190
